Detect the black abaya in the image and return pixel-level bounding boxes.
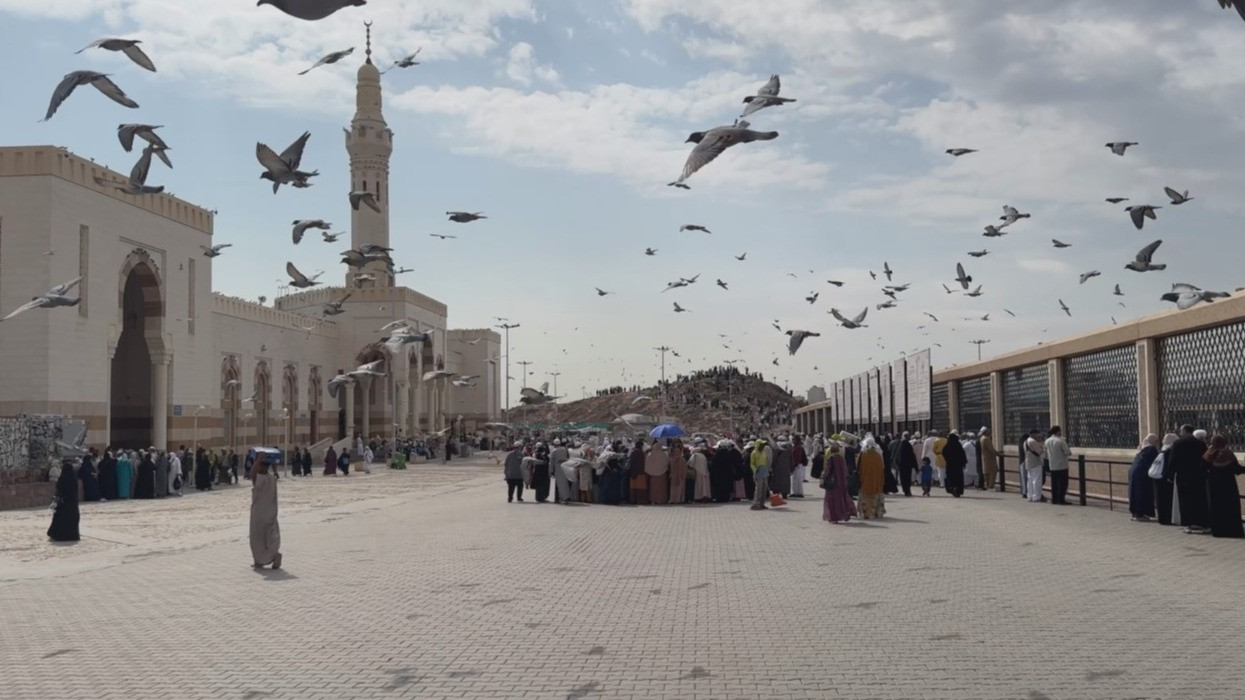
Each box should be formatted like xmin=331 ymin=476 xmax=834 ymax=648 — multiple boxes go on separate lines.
xmin=134 ymin=457 xmax=156 ymax=499
xmin=942 ymin=436 xmax=967 ymax=497
xmin=1207 ymin=466 xmax=1245 ymax=538
xmin=98 ymin=456 xmax=117 ymax=501
xmin=79 ymin=456 xmax=102 ymax=502
xmin=709 ymin=449 xmax=740 ymax=503
xmin=194 ymin=452 xmax=212 ymax=491
xmin=1171 ymin=436 xmax=1210 ymax=529
xmin=47 ymin=465 xmax=80 ymax=542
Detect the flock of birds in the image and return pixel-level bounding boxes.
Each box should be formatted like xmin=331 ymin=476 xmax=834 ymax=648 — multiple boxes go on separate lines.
xmin=6 ymin=0 xmax=1245 ymax=409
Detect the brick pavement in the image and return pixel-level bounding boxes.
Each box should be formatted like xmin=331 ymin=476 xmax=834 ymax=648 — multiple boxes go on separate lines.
xmin=1 ymin=457 xmax=1243 ymax=699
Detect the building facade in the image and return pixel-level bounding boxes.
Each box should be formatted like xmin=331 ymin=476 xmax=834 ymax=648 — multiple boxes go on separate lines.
xmin=0 ymin=36 xmax=499 ymax=455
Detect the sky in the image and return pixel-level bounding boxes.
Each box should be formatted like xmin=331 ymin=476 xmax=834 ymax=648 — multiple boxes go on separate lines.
xmin=5 ymin=0 xmax=1245 ymax=406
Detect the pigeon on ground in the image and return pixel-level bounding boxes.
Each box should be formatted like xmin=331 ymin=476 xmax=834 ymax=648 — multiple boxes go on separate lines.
xmin=667 ymin=119 xmax=779 ymax=189
xmin=673 ymin=303 xmax=688 ymax=313
xmin=93 ymin=143 xmax=166 ymax=195
xmin=1125 ymin=205 xmax=1161 ymax=230
xmin=680 ymin=224 xmax=711 ymax=233
xmin=983 ymin=225 xmax=1007 ymax=237
xmin=965 ymin=285 xmax=984 ymax=298
xmin=257 ymin=0 xmax=367 ymax=21
xmin=1113 ymin=284 xmax=1124 ymax=296
xmin=1106 ymin=141 xmax=1138 ymax=156
xmin=1079 ymin=270 xmax=1101 ymax=284
xmin=595 ymin=288 xmax=613 ymax=296
xmin=1219 ymin=0 xmax=1245 ymax=24
xmin=946 ymin=148 xmax=977 ymax=156
xmin=968 ymin=250 xmax=989 ymax=257
xmin=1000 ymin=205 xmax=1030 ymax=226
xmin=257 ymin=131 xmax=318 ymax=193
xmin=382 ymin=48 xmax=421 ymax=73
xmin=1105 ymin=197 xmax=1129 ymax=204
xmin=350 ymin=191 xmax=381 ymax=213
xmin=285 ymin=262 xmax=322 ymax=288
xmin=805 ymin=292 xmax=819 ymax=304
xmin=117 ymin=124 xmax=172 ymax=166
xmin=1052 ymin=239 xmax=1071 ymax=248
xmin=716 ymin=279 xmax=728 ymax=290
xmin=882 ymin=262 xmax=893 ymax=281
xmin=735 ymin=252 xmax=747 ymax=261
xmin=200 ymin=244 xmax=232 ymax=258
xmin=322 ymin=231 xmax=343 ymax=242
xmin=826 ymin=280 xmax=844 ymax=287
xmin=830 ymin=308 xmax=868 ymax=329
xmin=1125 ymin=240 xmax=1166 ymax=272
xmin=955 ymin=262 xmax=972 ymax=290
xmin=291 ymin=219 xmax=330 ymax=244
xmin=322 ymin=292 xmax=351 ymax=316
xmin=298 ymin=47 xmax=354 ymax=75
xmin=1163 ymin=186 xmax=1193 ymax=205
xmin=740 ymin=74 xmax=796 ymax=118
xmin=0 ymin=277 xmax=83 ymax=321
xmin=76 ymin=38 xmax=157 ymax=72
xmin=645 ymin=248 xmax=657 ymax=256
xmin=429 ymin=233 xmax=457 ymax=240
xmin=43 ymin=71 xmax=139 ymax=121
xmin=1058 ymin=299 xmax=1071 ymax=317
xmin=447 ymin=211 xmax=486 ymax=223
xmin=1162 ymin=283 xmax=1230 ymax=310
xmin=786 ymin=329 xmax=819 ymax=355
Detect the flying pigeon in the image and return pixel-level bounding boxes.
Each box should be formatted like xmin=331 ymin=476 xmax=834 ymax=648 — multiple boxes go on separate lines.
xmin=829 ymin=307 xmax=868 ymax=329
xmin=716 ymin=279 xmax=728 ymax=290
xmin=322 ymin=231 xmax=343 ymax=242
xmin=672 ymin=302 xmax=688 ymax=313
xmin=983 ymin=225 xmax=1007 ymax=237
xmin=42 ymin=71 xmax=139 ymax=121
xmin=382 ymin=48 xmax=422 ymax=73
xmin=257 ymin=131 xmax=318 ymax=193
xmin=955 ymin=262 xmax=972 ymax=290
xmin=740 ymin=74 xmax=796 ymax=118
xmin=645 ymin=248 xmax=657 ymax=256
xmin=1220 ymin=0 xmax=1245 ymax=23
xmin=94 ymin=142 xmax=169 ymax=196
xmin=0 ymin=277 xmax=83 ymax=321
xmin=661 ymin=280 xmax=688 ymax=293
xmin=429 ymin=233 xmax=457 ymax=240
xmin=1162 ymin=283 xmax=1230 ymax=310
xmin=667 ymin=119 xmax=779 ymax=189
xmin=76 ymin=38 xmax=156 ymax=72
xmin=826 ymin=280 xmax=844 ymax=287
xmin=322 ymin=292 xmax=351 ymax=316
xmin=805 ymin=292 xmax=819 ymax=304
xmin=681 ymin=274 xmax=701 ymax=285
xmin=1125 ymin=204 xmax=1161 ymax=230
xmin=968 ymin=249 xmax=989 ymax=257
xmin=291 ymin=219 xmax=330 ymax=244
xmin=447 ymin=211 xmax=486 ymax=223
xmin=257 ymin=0 xmax=367 ymax=21
xmin=1079 ymin=270 xmax=1101 ymax=284
xmin=1004 ymin=309 xmax=1016 ymax=317
xmin=595 ymin=288 xmax=613 ymax=296
xmin=1058 ymin=299 xmax=1071 ymax=317
xmin=876 ymin=300 xmax=897 ymax=310
xmin=941 ymin=283 xmax=956 ymax=294
xmin=924 ymin=312 xmax=940 ymax=322
xmin=946 ymin=148 xmax=977 ymax=156
xmin=786 ymin=329 xmax=819 ymax=355
xmin=882 ymin=289 xmax=898 ymax=301
xmin=1125 ymin=239 xmax=1166 ymax=272
xmin=1106 ymin=141 xmax=1138 ymax=156
xmin=200 ymin=244 xmax=232 ymax=258
xmin=887 ymin=283 xmax=911 ymax=292
xmin=882 ymin=262 xmax=893 ymax=281
xmin=965 ymin=285 xmax=984 ymax=298
xmin=868 ymin=271 xmax=877 ymax=281
xmin=1113 ymin=284 xmax=1124 ymax=296
xmin=735 ymin=252 xmax=747 ymax=261
xmin=298 ymin=47 xmax=354 ymax=75
xmin=1000 ymin=205 xmax=1030 ymax=226
xmin=1105 ymin=197 xmax=1129 ymax=204
xmin=1052 ymin=239 xmax=1071 ymax=248
xmin=350 ymin=191 xmax=381 ymax=213
xmin=680 ymin=224 xmax=711 ymax=233
xmin=117 ymin=124 xmax=172 ymax=166
xmin=285 ymin=261 xmax=322 ymax=288
xmin=1163 ymin=186 xmax=1193 ymax=205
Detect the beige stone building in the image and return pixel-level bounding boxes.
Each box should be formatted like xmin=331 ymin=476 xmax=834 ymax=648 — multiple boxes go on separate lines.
xmin=0 ymin=41 xmax=499 ymax=453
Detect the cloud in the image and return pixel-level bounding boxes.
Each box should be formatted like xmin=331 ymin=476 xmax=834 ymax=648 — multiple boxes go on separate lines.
xmin=503 ymin=41 xmax=560 ymax=86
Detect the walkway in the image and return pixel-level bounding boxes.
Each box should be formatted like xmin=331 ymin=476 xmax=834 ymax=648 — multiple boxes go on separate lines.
xmin=1 ymin=456 xmax=1242 ymax=699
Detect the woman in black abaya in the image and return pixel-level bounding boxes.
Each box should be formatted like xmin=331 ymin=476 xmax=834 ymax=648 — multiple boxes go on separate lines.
xmin=79 ymin=451 xmax=102 ymax=502
xmin=134 ymin=451 xmax=157 ymax=499
xmin=1203 ymin=436 xmax=1245 ymax=539
xmin=48 ymin=462 xmax=80 ymax=542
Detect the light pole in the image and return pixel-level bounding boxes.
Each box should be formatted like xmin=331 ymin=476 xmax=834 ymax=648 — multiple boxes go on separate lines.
xmin=969 ymin=339 xmax=991 ymax=361
xmin=495 ymin=320 xmax=520 ymax=417
xmin=193 ymin=405 xmax=205 ymax=448
xmin=653 ymin=346 xmax=671 ymax=420
xmin=516 ymin=361 xmax=534 ymax=431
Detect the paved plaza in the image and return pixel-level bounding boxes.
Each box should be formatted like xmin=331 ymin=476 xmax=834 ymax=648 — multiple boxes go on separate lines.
xmin=1 ymin=455 xmax=1243 ymax=699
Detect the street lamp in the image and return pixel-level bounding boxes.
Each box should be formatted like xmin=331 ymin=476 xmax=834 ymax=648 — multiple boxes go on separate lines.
xmin=653 ymin=346 xmax=672 ymax=420
xmin=494 ymin=320 xmax=520 ymax=416
xmin=969 ymin=339 xmax=991 ymax=361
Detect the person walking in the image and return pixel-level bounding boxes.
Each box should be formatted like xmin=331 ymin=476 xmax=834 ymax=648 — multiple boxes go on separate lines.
xmin=249 ymin=457 xmax=282 ymax=570
xmin=1044 ymin=426 xmax=1071 ymax=505
xmin=856 ymin=436 xmax=887 ymax=518
xmin=47 ymin=460 xmax=80 ymax=542
xmin=1023 ymin=429 xmax=1045 ymax=503
xmin=942 ymin=432 xmax=967 ymax=498
xmin=821 ymin=443 xmax=856 ymax=524
xmin=504 ymin=444 xmax=525 ymax=503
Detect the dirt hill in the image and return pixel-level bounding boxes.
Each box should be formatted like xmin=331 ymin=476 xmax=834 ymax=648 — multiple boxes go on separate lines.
xmin=504 ymin=367 xmax=804 ymax=437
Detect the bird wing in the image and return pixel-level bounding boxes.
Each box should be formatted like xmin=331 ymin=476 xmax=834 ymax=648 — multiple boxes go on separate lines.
xmin=1 ymin=299 xmax=45 ymax=321
xmin=852 ymin=308 xmax=868 ymax=325
xmin=679 ymin=129 xmax=734 ymax=181
xmin=758 ymin=74 xmax=780 ymax=96
xmin=1002 ymin=204 xmax=1018 ymax=217
xmin=117 ymin=124 xmax=139 ymax=152
xmin=1163 ymin=186 xmax=1180 ymax=201
xmin=75 ymin=39 xmax=108 ymax=53
xmin=43 ymin=73 xmax=84 ymax=121
xmin=88 ymin=74 xmax=139 ymax=108
xmin=279 ymin=131 xmax=311 ymax=169
xmin=256 ymin=143 xmax=290 ymax=175
xmin=1136 ymin=239 xmax=1162 ymax=263
xmin=520 ymin=387 xmax=542 ymax=400
xmin=1129 ymin=207 xmax=1145 ymax=229
xmin=286 ymin=261 xmax=310 ymax=285
xmin=1171 ymin=282 xmax=1200 ymax=292
xmin=49 ymin=277 xmax=83 ymax=296
xmin=129 ymin=145 xmax=155 ymax=186
xmin=122 ymin=43 xmax=157 ymax=72
xmin=336 ymin=292 xmax=352 ymax=305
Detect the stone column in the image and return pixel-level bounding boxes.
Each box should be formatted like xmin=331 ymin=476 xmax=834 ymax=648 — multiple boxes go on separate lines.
xmin=989 ymin=371 xmax=1004 ymax=437
xmin=344 ymin=381 xmax=356 ymax=442
xmin=359 ymin=377 xmax=372 ymax=441
xmin=414 ymin=350 xmax=424 ymax=434
xmin=105 ymin=341 xmax=117 ymax=446
xmin=948 ymin=380 xmax=961 ymax=432
xmin=151 ymin=352 xmax=170 ymax=450
xmin=1137 ymin=339 xmax=1159 ymax=441
xmin=1047 ymin=358 xmax=1066 ymax=430
xmin=395 ymin=379 xmax=409 ymax=439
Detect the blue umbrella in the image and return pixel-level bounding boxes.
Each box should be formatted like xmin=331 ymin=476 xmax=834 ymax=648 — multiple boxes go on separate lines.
xmin=649 ymin=423 xmax=685 ymax=439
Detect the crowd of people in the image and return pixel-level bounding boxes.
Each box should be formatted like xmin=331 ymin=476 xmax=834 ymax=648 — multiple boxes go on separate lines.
xmin=1126 ymin=425 xmax=1244 ymax=538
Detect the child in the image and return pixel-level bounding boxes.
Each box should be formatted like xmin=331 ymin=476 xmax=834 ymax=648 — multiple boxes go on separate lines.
xmin=919 ymin=456 xmax=934 ymax=497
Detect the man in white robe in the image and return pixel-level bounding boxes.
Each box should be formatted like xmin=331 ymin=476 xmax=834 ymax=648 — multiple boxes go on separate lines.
xmin=962 ymin=431 xmax=978 ymax=489
xmin=550 ymin=439 xmax=572 ymax=503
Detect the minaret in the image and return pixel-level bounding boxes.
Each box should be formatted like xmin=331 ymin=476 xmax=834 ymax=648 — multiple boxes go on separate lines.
xmin=345 ymin=21 xmax=394 ymax=288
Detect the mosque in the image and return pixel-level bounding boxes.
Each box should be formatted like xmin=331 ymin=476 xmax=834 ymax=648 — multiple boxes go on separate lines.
xmin=0 ymin=26 xmax=501 ymax=453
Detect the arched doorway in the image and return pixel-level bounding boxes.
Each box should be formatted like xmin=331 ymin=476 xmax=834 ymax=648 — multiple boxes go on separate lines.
xmin=221 ymin=356 xmax=241 ymax=450
xmin=109 ymin=254 xmax=165 ymax=450
xmin=254 ymin=362 xmax=271 ymax=445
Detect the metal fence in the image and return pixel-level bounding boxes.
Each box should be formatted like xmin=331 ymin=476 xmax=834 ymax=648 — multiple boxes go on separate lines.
xmin=1065 ymin=345 xmax=1138 ymax=449
xmin=1158 ymin=321 xmax=1245 ymax=450
xmin=957 ymin=375 xmax=991 ymax=433
xmin=1003 ymin=363 xmax=1050 ymax=442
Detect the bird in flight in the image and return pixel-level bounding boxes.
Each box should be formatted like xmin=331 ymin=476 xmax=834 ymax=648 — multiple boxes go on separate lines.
xmin=1125 ymin=240 xmax=1166 ymax=272
xmin=1052 ymin=239 xmax=1071 ymax=249
xmin=673 ymin=302 xmax=689 ymax=313
xmin=1058 ymin=299 xmax=1071 ymax=317
xmin=1125 ymin=204 xmax=1161 ymax=230
xmin=595 ymin=288 xmax=613 ymax=297
xmin=945 ymin=148 xmax=977 ymax=157
xmin=257 ymin=0 xmax=368 ymax=22
xmin=76 ymin=38 xmax=157 ymax=72
xmin=429 ymin=233 xmax=457 ymax=240
xmin=786 ymin=329 xmax=819 ymax=355
xmin=382 ymin=48 xmax=422 ymax=74
xmin=1105 ymin=141 xmax=1138 ymax=156
xmin=968 ymin=250 xmax=989 ymax=258
xmin=830 ymin=308 xmax=868 ymax=329
xmin=680 ymin=224 xmax=711 ymax=233
xmin=299 ymin=47 xmax=355 ymax=75
xmin=1162 ymin=283 xmax=1230 ymax=310
xmin=740 ymin=74 xmax=797 ymax=118
xmin=1079 ymin=270 xmax=1101 ymax=284
xmin=667 ymin=119 xmax=779 ymax=189
xmin=1 ymin=277 xmax=83 ymax=321
xmin=43 ymin=71 xmax=139 ymax=122
xmin=645 ymin=248 xmax=657 ymax=256
xmin=1163 ymin=186 xmax=1193 ymax=205
xmin=447 ymin=211 xmax=486 ymax=223
xmin=735 ymin=252 xmax=747 ymax=261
